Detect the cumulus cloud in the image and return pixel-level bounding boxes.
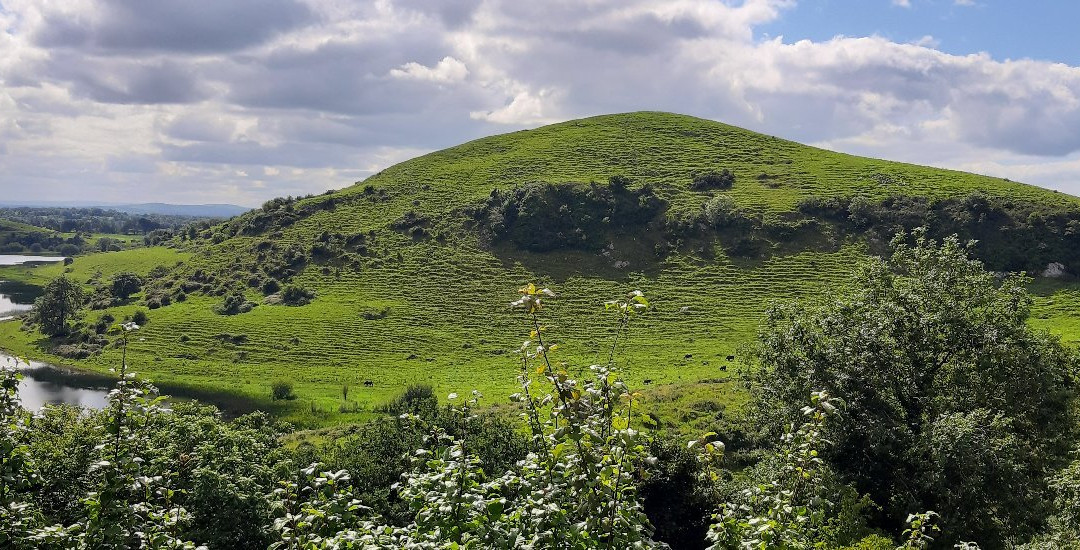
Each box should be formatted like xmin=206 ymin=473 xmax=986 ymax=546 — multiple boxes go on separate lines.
xmin=391 ymin=57 xmax=469 ymax=83
xmin=0 ymin=0 xmax=1079 ymax=205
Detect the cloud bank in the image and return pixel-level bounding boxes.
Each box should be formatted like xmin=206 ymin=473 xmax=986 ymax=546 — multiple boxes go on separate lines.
xmin=1 ymin=0 xmax=1079 ymax=205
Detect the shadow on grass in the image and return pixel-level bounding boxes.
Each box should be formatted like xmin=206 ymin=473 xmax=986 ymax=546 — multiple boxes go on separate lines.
xmin=1027 ymin=277 xmax=1080 ymax=298
xmin=489 ymin=231 xmax=667 ymax=283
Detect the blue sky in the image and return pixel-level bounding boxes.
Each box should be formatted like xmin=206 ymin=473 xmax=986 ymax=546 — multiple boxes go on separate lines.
xmin=1 ymin=0 xmax=1079 ymax=205
xmin=764 ymin=2 xmax=1080 ymax=65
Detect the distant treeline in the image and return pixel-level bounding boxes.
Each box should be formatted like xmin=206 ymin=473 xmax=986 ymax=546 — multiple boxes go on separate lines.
xmin=0 ymin=207 xmax=219 ymax=235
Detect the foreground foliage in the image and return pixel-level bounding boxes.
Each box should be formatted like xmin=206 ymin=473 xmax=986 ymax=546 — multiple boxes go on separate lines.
xmin=1 ymin=232 xmax=1079 ymax=548
xmin=753 ymin=229 xmax=1079 ymax=547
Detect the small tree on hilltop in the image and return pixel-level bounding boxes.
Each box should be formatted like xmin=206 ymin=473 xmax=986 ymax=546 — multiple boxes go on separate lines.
xmin=110 ymin=272 xmax=143 ymax=301
xmin=33 ymin=276 xmax=84 ymax=337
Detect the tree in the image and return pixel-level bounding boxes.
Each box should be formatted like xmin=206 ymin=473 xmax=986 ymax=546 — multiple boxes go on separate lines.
xmin=752 ymin=229 xmax=1078 ymax=546
xmin=33 ymin=276 xmax=84 ymax=337
xmin=109 ymin=272 xmax=143 ymax=301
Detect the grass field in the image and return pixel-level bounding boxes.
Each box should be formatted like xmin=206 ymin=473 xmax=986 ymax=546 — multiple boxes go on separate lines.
xmin=3 ymin=112 xmax=1080 ymax=429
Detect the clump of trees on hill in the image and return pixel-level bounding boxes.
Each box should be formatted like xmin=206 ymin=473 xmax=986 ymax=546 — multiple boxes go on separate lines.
xmin=797 ymin=192 xmax=1080 ymax=274
xmin=4 ymin=232 xmax=1079 ymax=548
xmin=474 ymin=176 xmax=665 ymax=252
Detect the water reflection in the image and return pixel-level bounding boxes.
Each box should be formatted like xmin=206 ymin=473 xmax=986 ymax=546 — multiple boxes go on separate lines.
xmin=0 ymin=254 xmax=61 ymax=321
xmin=0 ymin=280 xmax=41 ymax=320
xmin=2 ymin=354 xmax=113 ymax=410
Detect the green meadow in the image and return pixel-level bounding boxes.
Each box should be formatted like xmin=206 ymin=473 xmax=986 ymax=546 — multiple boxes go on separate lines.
xmin=4 ymin=112 xmax=1080 ymax=428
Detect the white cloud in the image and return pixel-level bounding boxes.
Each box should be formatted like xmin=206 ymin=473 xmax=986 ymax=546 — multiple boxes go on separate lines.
xmin=1 ymin=0 xmax=1079 ymax=205
xmin=390 ymin=56 xmax=469 ymax=83
xmin=892 ymin=0 xmax=912 ymax=8
xmin=470 ymin=88 xmax=559 ymax=125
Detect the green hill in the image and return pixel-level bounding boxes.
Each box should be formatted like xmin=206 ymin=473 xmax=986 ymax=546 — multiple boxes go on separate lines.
xmin=3 ymin=112 xmax=1080 ymax=427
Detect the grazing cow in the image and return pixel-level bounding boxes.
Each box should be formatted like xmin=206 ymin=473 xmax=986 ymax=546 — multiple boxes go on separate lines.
xmin=719 ymin=365 xmax=727 ymax=372
xmin=643 ymin=379 xmax=653 ymax=385
xmin=684 ymin=354 xmax=693 ymax=359
xmin=363 ymin=380 xmax=374 ymax=387
xmin=726 ymin=355 xmax=735 ymax=361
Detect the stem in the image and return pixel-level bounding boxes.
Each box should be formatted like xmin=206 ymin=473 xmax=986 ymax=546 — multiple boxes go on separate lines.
xmin=605 ymin=313 xmax=629 ymax=368
xmin=600 ymin=313 xmax=630 ymax=441
xmin=606 ymin=395 xmax=634 ymax=542
xmin=112 ymin=337 xmax=128 ymax=465
xmin=450 ymin=403 xmax=469 ymax=543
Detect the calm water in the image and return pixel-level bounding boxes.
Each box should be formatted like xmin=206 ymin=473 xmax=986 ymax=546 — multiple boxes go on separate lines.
xmin=0 ymin=254 xmax=62 ymax=321
xmin=0 ymin=254 xmax=111 ymax=409
xmin=2 ymin=353 xmax=112 ymax=410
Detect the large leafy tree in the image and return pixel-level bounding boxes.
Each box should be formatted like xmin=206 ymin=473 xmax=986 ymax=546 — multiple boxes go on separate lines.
xmin=109 ymin=272 xmax=142 ymax=301
xmin=33 ymin=276 xmax=84 ymax=337
xmin=752 ymin=229 xmax=1078 ymax=546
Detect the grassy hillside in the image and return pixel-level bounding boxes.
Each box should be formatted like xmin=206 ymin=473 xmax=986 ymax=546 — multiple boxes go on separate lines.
xmin=3 ymin=112 xmax=1080 ymax=428
xmin=0 ymin=218 xmax=50 ymax=234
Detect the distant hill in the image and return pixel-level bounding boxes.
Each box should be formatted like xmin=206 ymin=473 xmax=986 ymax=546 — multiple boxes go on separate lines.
xmin=0 ymin=201 xmax=249 ymax=218
xmin=4 ymin=111 xmax=1080 ymax=428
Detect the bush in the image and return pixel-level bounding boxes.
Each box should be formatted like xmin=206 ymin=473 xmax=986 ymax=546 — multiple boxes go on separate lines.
xmin=215 ymin=293 xmax=257 ymax=315
xmin=690 ymin=169 xmax=735 ymax=191
xmin=376 ymin=384 xmax=437 ymax=417
xmin=270 ymin=380 xmax=295 ymax=401
xmin=261 ymin=278 xmax=281 ymax=295
xmin=131 ymin=309 xmax=148 ymax=326
xmin=52 ymin=343 xmax=101 ymax=359
xmin=280 ymin=284 xmax=315 ymax=306
xmin=701 ymin=195 xmax=740 ymax=228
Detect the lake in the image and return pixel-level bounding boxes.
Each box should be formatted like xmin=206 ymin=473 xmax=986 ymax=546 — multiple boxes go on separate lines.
xmin=0 ymin=254 xmax=112 ymax=409
xmin=0 ymin=254 xmax=62 ymax=321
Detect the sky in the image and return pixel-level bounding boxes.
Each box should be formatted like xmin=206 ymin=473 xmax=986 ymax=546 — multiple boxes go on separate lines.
xmin=2 ymin=0 xmax=1080 ymax=206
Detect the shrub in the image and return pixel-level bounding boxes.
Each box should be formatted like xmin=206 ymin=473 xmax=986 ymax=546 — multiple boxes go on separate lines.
xmin=690 ymin=169 xmax=735 ymax=191
xmin=376 ymin=384 xmax=437 ymax=417
xmin=131 ymin=309 xmax=148 ymax=326
xmin=93 ymin=313 xmax=115 ymax=334
xmin=280 ymin=284 xmax=315 ymax=306
xmin=480 ymin=181 xmax=665 ymax=252
xmin=270 ymin=380 xmax=295 ymax=401
xmin=261 ymin=278 xmax=281 ymax=295
xmin=701 ymin=195 xmax=740 ymax=228
xmin=215 ymin=293 xmax=257 ymax=315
